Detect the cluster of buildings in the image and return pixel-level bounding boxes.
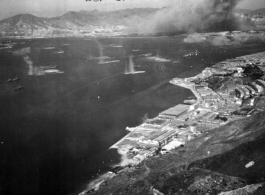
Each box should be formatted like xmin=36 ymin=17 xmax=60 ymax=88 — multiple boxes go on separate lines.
xmin=81 ymin=49 xmax=265 ymax=195
xmin=0 ymin=24 xmax=126 ymax=39
xmin=111 ymin=51 xmax=265 ymax=166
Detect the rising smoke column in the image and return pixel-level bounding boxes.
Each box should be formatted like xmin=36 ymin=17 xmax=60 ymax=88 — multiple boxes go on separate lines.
xmin=128 ymin=0 xmax=242 ymax=34
xmin=125 ymin=55 xmax=136 ymax=74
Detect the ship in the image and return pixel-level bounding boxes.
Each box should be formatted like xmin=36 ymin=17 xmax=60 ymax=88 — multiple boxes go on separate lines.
xmin=14 ymin=85 xmax=25 ymax=91
xmin=42 ymin=65 xmax=58 ymax=70
xmin=7 ymin=77 xmax=19 ymax=82
xmin=182 ymin=50 xmax=200 ymax=58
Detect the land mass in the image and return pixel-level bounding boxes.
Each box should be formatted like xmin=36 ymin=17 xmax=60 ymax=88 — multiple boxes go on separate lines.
xmin=0 ymin=8 xmax=265 ymax=39
xmin=0 ymin=8 xmax=159 ymax=39
xmin=81 ymin=46 xmax=265 ymax=194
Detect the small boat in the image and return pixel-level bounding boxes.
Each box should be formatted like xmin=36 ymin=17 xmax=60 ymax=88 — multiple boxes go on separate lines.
xmin=14 ymin=85 xmax=25 ymax=91
xmin=7 ymin=77 xmax=19 ymax=82
xmin=54 ymin=50 xmax=64 ymax=54
xmin=182 ymin=50 xmax=200 ymax=58
xmin=44 ymin=69 xmax=64 ymax=74
xmin=43 ymin=47 xmax=55 ymax=50
xmin=43 ymin=65 xmax=58 ymax=70
xmin=141 ymin=53 xmax=152 ymax=57
xmin=111 ymin=45 xmax=123 ymax=48
xmin=98 ymin=60 xmax=120 ymax=64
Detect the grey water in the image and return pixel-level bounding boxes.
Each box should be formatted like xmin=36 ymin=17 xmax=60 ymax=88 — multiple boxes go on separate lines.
xmin=0 ymin=36 xmax=265 ymax=195
xmin=125 ymin=55 xmax=145 ymax=74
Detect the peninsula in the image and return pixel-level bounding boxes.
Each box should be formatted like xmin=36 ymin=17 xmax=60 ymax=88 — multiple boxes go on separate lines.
xmin=81 ymin=50 xmax=265 ymax=194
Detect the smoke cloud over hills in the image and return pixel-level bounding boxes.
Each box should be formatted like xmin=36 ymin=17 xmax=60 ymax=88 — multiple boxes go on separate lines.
xmin=128 ymin=0 xmax=242 ymax=34
xmin=184 ymin=32 xmax=265 ymax=46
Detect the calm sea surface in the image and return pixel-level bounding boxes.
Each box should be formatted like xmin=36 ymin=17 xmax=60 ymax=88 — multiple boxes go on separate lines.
xmin=0 ymin=36 xmax=264 ymax=195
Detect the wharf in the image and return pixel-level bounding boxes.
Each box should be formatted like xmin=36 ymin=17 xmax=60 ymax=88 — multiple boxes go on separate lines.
xmin=110 ymin=51 xmax=265 ymax=167
xmin=170 ymin=78 xmax=203 ymax=102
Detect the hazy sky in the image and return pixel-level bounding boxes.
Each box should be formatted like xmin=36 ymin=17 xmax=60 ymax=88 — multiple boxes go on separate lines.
xmin=0 ymin=0 xmax=265 ymax=20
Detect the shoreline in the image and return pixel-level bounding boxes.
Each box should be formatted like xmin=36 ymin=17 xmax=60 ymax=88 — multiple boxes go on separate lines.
xmin=1 ymin=30 xmax=264 ymax=40
xmin=81 ymin=50 xmax=265 ymax=194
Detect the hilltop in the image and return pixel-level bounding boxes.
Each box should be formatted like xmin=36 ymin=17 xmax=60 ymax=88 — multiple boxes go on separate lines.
xmin=0 ymin=8 xmax=159 ymax=38
xmin=235 ymin=8 xmax=265 ymax=27
xmin=0 ymin=8 xmax=265 ymax=39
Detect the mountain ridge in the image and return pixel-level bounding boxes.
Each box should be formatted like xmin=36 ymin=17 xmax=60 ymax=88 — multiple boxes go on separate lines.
xmin=0 ymin=7 xmax=264 ymax=38
xmin=0 ymin=8 xmax=160 ymax=38
xmin=234 ymin=8 xmax=265 ymax=26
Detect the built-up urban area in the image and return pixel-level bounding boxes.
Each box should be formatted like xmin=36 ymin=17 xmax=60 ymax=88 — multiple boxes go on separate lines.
xmin=81 ymin=51 xmax=265 ymax=194
xmin=110 ymin=51 xmax=265 ymax=166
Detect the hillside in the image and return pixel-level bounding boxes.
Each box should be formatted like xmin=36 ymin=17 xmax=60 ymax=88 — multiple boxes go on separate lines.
xmin=0 ymin=8 xmax=159 ymax=38
xmin=0 ymin=7 xmax=265 ymax=38
xmin=235 ymin=8 xmax=265 ymax=27
xmin=250 ymin=8 xmax=265 ymax=17
xmin=234 ymin=9 xmax=252 ymax=16
xmin=86 ymin=105 xmax=265 ymax=195
xmin=81 ymin=51 xmax=265 ymax=195
xmin=86 ymin=90 xmax=265 ymax=195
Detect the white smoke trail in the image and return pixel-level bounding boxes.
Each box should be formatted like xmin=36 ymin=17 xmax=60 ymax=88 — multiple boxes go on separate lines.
xmin=117 ymin=146 xmax=139 ymax=166
xmin=128 ymin=0 xmax=242 ymax=34
xmin=184 ymin=32 xmax=265 ymax=45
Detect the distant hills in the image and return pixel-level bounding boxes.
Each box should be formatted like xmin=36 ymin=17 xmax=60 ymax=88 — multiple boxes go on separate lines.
xmin=235 ymin=8 xmax=265 ymax=17
xmin=0 ymin=8 xmax=159 ymax=38
xmin=234 ymin=9 xmax=252 ymax=15
xmin=0 ymin=7 xmax=264 ymax=38
xmin=234 ymin=8 xmax=265 ymax=26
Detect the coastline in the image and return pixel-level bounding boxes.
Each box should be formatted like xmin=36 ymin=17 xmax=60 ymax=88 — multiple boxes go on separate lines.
xmin=81 ymin=50 xmax=265 ymax=194
xmin=0 ymin=29 xmax=264 ymax=40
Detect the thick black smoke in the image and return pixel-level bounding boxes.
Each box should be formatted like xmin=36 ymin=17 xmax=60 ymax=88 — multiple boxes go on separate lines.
xmin=128 ymin=0 xmax=242 ymax=34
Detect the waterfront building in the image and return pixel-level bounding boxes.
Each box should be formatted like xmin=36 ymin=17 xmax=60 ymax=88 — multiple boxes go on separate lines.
xmin=139 ymin=124 xmax=160 ymax=130
xmin=252 ymin=82 xmax=264 ymax=93
xmin=145 ymin=117 xmax=171 ymax=128
xmin=203 ymin=95 xmax=220 ymax=100
xmin=197 ymin=88 xmax=212 ymax=97
xmin=256 ymin=79 xmax=265 ymax=89
xmin=247 ymin=83 xmax=259 ymax=94
xmin=236 ymin=99 xmax=243 ymax=105
xmin=153 ymin=130 xmax=178 ymax=146
xmin=160 ymin=104 xmax=189 ymax=118
xmin=138 ymin=139 xmax=159 ymax=146
xmin=239 ymin=85 xmax=250 ymax=98
xmin=157 ymin=113 xmax=176 ymax=120
xmin=244 ymin=85 xmax=256 ymax=95
xmin=235 ymin=87 xmax=245 ymax=99
xmin=145 ymin=131 xmax=169 ymax=141
xmin=188 ymin=103 xmax=199 ymax=111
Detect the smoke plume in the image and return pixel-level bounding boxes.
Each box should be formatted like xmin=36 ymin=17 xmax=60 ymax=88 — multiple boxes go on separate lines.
xmin=184 ymin=32 xmax=265 ymax=46
xmin=128 ymin=0 xmax=242 ymax=34
xmin=117 ymin=146 xmax=139 ymax=166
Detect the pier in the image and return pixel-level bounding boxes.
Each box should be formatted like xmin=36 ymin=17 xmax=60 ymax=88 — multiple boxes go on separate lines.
xmin=110 ymin=51 xmax=265 ymax=167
